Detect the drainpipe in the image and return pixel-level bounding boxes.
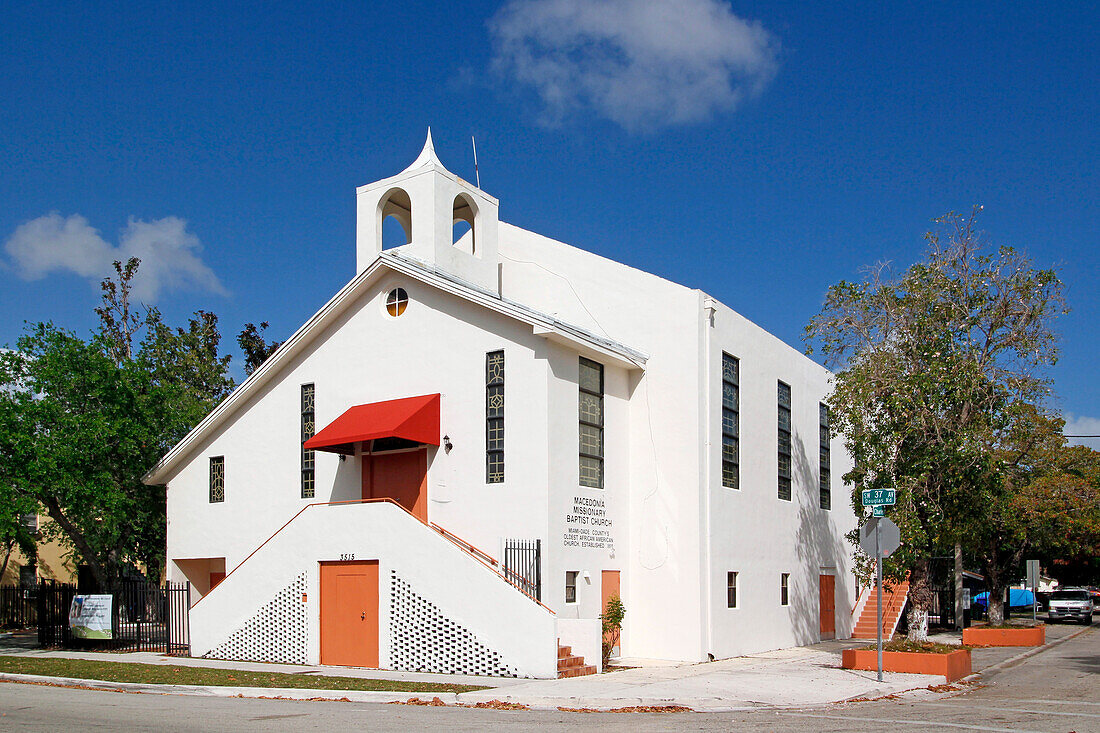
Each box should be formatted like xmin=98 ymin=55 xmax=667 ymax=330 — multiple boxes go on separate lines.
xmin=702 ymin=296 xmax=717 ymax=660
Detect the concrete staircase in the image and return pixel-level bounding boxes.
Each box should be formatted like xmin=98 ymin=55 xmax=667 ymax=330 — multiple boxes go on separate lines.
xmin=852 ymin=580 xmax=909 ymax=639
xmin=557 ymin=642 xmax=597 ymax=678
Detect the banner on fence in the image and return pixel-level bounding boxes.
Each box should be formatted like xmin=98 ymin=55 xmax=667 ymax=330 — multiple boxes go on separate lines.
xmin=69 ymin=595 xmax=113 ymax=639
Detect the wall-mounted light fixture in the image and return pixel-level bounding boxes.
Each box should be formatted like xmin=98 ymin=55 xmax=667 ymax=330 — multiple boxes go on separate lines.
xmin=443 ymin=435 xmax=453 ymax=454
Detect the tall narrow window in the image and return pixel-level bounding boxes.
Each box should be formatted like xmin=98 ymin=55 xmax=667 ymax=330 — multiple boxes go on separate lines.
xmin=486 ymin=350 xmax=505 ymax=483
xmin=819 ymin=403 xmax=831 ymax=510
xmin=565 ymin=571 xmax=578 ymax=603
xmin=781 ymin=573 xmax=790 ymax=606
xmin=209 ymin=456 xmax=225 ymax=503
xmin=578 ymin=357 xmax=604 ymax=489
xmin=721 ymin=353 xmax=740 ymax=489
xmin=727 ymin=571 xmax=739 ymax=608
xmin=301 ymin=384 xmax=315 ymax=498
xmin=778 ymin=381 xmax=792 ymax=501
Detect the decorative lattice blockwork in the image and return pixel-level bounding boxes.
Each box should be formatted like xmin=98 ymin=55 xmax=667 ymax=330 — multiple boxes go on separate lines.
xmin=205 ymin=572 xmax=308 ymax=664
xmin=389 ymin=571 xmax=517 ymax=677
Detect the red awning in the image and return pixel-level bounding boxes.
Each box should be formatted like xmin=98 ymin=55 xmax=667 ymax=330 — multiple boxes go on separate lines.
xmin=304 ymin=393 xmax=440 ymax=454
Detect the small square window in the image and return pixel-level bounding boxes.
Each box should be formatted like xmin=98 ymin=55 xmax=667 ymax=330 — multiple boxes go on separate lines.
xmin=565 ymin=571 xmax=578 ymax=604
xmin=727 ymin=571 xmax=738 ymax=608
xmin=781 ymin=573 xmax=789 ymax=606
xmin=19 ymin=564 xmax=36 ymax=588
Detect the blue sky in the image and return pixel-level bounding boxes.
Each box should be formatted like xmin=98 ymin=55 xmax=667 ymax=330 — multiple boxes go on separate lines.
xmin=1 ymin=1 xmax=1097 ymax=444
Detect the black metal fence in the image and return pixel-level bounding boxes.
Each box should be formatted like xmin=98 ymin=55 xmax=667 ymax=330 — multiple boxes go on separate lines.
xmin=114 ymin=580 xmax=191 ymax=655
xmin=0 ymin=585 xmax=38 ymax=628
xmin=36 ymin=580 xmax=75 ymax=647
xmin=503 ymin=538 xmax=541 ymax=602
xmin=35 ymin=579 xmax=190 ymax=655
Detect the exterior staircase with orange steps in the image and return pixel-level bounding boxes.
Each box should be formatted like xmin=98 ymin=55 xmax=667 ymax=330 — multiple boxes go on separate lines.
xmin=557 ymin=642 xmax=597 ymax=678
xmin=852 ymin=579 xmax=909 ymax=639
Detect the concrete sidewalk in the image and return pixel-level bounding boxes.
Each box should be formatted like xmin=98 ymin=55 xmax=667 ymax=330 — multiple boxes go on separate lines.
xmin=459 ymin=642 xmax=942 ymax=712
xmin=1 ymin=624 xmax=1090 ymax=712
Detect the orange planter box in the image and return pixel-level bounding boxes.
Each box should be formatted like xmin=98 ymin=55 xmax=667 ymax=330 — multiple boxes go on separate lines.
xmin=962 ymin=626 xmax=1045 ymax=647
xmin=841 ymin=648 xmax=972 ymax=682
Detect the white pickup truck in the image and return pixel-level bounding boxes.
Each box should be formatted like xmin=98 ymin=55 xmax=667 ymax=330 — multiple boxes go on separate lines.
xmin=1046 ymin=589 xmax=1095 ymax=625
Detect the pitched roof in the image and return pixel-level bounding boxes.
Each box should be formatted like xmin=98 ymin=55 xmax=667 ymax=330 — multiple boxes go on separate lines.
xmin=142 ymin=251 xmax=646 ymax=485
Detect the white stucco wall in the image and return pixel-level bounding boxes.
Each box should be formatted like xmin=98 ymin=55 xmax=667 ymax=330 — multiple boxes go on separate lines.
xmin=703 ymin=300 xmax=858 ymax=657
xmin=166 ymin=273 xmax=558 ymax=596
xmin=189 ymin=501 xmax=558 ymax=678
xmin=160 ymin=149 xmax=859 ymax=668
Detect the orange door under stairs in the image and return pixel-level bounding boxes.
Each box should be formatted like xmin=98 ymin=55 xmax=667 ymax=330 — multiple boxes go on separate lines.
xmin=362 ymin=449 xmax=427 ymax=522
xmin=320 ymin=561 xmax=379 ymax=667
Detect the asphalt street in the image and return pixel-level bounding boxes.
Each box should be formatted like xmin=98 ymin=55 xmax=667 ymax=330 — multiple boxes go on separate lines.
xmin=0 ymin=626 xmax=1095 ymax=732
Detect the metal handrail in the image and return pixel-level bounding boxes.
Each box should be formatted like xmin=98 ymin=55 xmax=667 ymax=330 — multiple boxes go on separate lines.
xmin=192 ymin=498 xmax=554 ymax=614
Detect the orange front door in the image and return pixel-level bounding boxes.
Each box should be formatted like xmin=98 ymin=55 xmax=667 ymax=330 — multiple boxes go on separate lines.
xmin=320 ymin=561 xmax=379 ymax=667
xmin=602 ymin=570 xmax=621 ymax=656
xmin=362 ymin=449 xmax=427 ymax=522
xmin=819 ymin=574 xmax=836 ymax=639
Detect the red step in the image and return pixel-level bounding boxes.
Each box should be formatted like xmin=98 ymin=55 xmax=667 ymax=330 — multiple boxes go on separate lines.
xmin=557 ymin=641 xmax=597 ymax=678
xmin=852 ymin=581 xmax=909 ymax=639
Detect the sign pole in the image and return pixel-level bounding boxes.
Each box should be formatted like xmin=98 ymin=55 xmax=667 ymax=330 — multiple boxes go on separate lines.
xmin=876 ymin=521 xmax=883 ymax=683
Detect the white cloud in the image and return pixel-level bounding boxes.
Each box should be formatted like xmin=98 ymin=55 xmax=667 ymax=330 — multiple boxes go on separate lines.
xmin=488 ymin=0 xmax=779 ymax=131
xmin=1063 ymin=414 xmax=1100 ymax=451
xmin=5 ymin=212 xmax=226 ymax=303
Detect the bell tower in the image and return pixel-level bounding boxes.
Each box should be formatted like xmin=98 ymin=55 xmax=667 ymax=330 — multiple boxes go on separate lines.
xmin=355 ymin=130 xmax=501 ymax=294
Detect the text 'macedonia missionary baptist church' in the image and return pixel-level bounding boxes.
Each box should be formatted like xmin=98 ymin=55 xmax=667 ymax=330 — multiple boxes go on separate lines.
xmin=143 ymin=131 xmax=858 ymax=678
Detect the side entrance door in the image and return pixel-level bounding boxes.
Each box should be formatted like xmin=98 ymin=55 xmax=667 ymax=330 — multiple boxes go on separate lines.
xmin=362 ymin=449 xmax=427 ymax=522
xmin=602 ymin=570 xmax=621 ymax=658
xmin=320 ymin=561 xmax=379 ymax=667
xmin=819 ymin=574 xmax=836 ymax=640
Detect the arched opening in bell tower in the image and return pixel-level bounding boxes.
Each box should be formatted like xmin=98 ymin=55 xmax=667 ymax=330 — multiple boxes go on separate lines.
xmin=452 ymin=193 xmax=478 ymax=256
xmin=378 ymin=187 xmax=412 ymax=250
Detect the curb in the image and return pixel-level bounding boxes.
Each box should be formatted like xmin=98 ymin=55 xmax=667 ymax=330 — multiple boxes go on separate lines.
xmin=961 ymin=623 xmax=1094 ymax=683
xmin=0 ymin=672 xmax=461 ymax=704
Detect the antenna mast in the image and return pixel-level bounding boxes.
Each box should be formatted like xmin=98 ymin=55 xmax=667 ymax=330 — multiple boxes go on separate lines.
xmin=471 ymin=135 xmax=481 ymax=189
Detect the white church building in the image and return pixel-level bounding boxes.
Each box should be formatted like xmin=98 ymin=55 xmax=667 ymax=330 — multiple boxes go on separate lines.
xmin=145 ymin=133 xmax=858 ymax=678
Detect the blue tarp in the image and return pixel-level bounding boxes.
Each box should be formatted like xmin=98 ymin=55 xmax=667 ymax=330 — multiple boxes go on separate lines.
xmin=973 ymin=588 xmax=1035 ymax=608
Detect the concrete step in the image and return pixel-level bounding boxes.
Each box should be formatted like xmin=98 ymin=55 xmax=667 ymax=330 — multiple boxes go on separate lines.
xmin=557 ymin=645 xmax=572 ymax=658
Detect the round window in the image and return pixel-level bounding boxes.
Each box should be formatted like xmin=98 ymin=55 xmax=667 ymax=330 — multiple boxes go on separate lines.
xmin=386 ymin=287 xmax=409 ymax=317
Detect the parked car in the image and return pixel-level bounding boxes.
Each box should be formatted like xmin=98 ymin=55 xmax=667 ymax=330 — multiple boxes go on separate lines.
xmin=1047 ymin=589 xmax=1094 ymax=625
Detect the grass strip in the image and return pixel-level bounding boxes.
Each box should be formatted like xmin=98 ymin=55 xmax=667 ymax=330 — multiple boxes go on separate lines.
xmin=0 ymin=656 xmax=489 ymax=693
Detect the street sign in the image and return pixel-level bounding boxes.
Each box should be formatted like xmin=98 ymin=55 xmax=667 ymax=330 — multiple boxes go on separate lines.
xmin=860 ymin=517 xmax=901 ymax=558
xmin=859 ymin=515 xmax=903 ymax=683
xmin=872 ymin=505 xmax=885 ymax=517
xmin=861 ymin=489 xmax=896 ymax=506
xmin=1026 ymin=559 xmax=1040 ymax=590
xmin=1026 ymin=559 xmax=1040 ymax=621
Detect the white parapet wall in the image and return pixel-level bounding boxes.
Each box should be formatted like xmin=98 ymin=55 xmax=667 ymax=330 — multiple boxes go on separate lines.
xmin=188 ymin=501 xmax=558 ymax=678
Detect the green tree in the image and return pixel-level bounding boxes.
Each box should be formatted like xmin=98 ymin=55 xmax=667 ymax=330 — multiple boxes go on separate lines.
xmin=237 ymin=322 xmax=282 ymax=377
xmin=0 ymin=259 xmax=234 ymax=591
xmin=966 ymin=410 xmax=1100 ymax=622
xmin=805 ymin=209 xmax=1066 ymax=638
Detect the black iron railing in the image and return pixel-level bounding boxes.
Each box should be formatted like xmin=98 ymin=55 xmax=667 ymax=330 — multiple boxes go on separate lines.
xmin=503 ymin=538 xmax=541 ymax=602
xmin=0 ymin=584 xmax=38 ymax=628
xmin=36 ymin=580 xmax=76 ymax=647
xmin=114 ymin=580 xmax=191 ymax=655
xmin=35 ymin=579 xmax=190 ymax=655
